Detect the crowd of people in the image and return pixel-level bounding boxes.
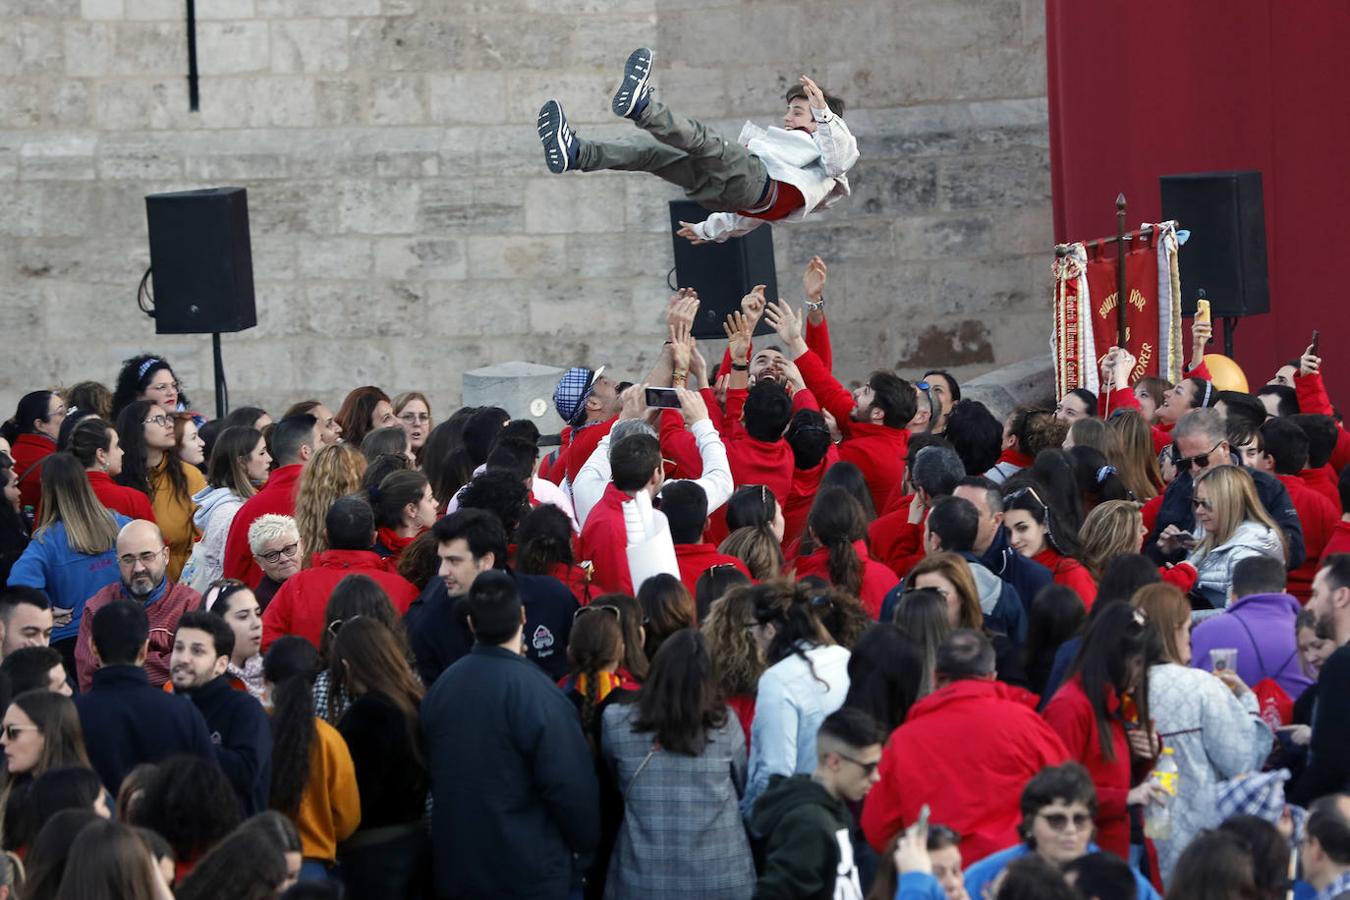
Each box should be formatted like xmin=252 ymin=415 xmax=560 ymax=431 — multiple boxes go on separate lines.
xmin=0 ymin=250 xmax=1348 ymax=900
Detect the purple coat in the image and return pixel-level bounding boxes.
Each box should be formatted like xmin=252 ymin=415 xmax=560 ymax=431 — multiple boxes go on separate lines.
xmin=1189 ymin=592 xmax=1311 ymax=699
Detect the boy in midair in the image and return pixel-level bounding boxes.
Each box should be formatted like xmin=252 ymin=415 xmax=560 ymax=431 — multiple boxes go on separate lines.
xmin=538 ymin=48 xmax=859 ymax=244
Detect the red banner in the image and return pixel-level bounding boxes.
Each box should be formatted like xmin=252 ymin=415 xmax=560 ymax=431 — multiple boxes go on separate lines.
xmin=1083 ymin=234 xmax=1161 ymax=384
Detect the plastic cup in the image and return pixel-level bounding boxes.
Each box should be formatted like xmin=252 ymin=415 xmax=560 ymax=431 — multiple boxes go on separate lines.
xmin=1210 ymin=647 xmax=1238 ymax=673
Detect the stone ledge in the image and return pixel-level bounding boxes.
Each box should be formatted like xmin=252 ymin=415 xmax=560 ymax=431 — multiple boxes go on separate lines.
xmin=962 ymin=352 xmax=1054 ymax=422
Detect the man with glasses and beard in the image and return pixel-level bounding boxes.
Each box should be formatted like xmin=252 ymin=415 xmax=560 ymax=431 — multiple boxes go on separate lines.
xmin=1148 ymin=408 xmax=1305 ymax=570
xmin=73 ymin=519 xmax=202 ymax=691
xmin=1290 ymin=555 xmax=1350 ymax=806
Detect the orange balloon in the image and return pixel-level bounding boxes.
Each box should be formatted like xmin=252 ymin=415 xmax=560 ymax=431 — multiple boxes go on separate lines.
xmin=1201 ymin=354 xmax=1249 ymax=393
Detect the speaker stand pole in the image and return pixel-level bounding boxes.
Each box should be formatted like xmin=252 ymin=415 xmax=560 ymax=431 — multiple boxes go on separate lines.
xmin=211 ymin=333 xmax=227 ymax=419
xmin=1222 ymin=316 xmax=1237 ymax=360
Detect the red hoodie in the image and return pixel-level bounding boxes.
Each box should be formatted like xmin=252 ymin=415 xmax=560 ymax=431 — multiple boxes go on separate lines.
xmin=1032 ymin=548 xmax=1097 ymax=609
xmin=1322 ymin=520 xmax=1350 ymax=565
xmin=261 ymin=548 xmax=418 ymax=649
xmin=794 ymin=348 xmax=909 ymax=514
xmin=861 ymin=678 xmax=1069 ymax=864
xmin=563 ymin=417 xmax=617 ymax=486
xmin=784 ymin=444 xmax=839 ymax=550
xmin=793 ymin=539 xmax=899 ymax=619
xmin=1041 ymin=678 xmax=1135 ymax=860
xmin=223 ymin=464 xmax=304 ymax=588
xmin=578 ymin=483 xmax=635 ymax=595
xmin=11 ymin=433 xmax=55 ymax=515
xmin=1279 ymin=473 xmax=1338 ymax=601
xmin=86 ymin=470 xmax=156 ymax=523
xmin=868 ymin=497 xmax=925 ymax=580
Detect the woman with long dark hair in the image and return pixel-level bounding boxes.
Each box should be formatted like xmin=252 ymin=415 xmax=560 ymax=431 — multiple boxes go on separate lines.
xmin=1022 ymin=584 xmax=1086 ymax=698
xmin=8 ymin=452 xmax=127 ymax=662
xmin=330 ymin=618 xmax=431 ymax=896
xmin=334 ymin=386 xmax=396 ymax=450
xmin=1 ymin=690 xmax=93 ymax=786
xmin=0 ymin=450 xmax=30 ymax=584
xmin=591 ymin=593 xmax=650 ymax=683
xmin=312 ymin=574 xmax=404 ymax=722
xmin=369 ymin=469 xmax=437 ymax=563
xmin=114 ymin=400 xmax=206 ymax=580
xmin=725 ymin=484 xmax=786 ymax=541
xmin=1002 ymin=483 xmax=1096 ymax=608
xmin=422 ymin=407 xmax=479 ymax=511
xmin=65 ymin=416 xmax=155 ymax=522
xmin=637 ymin=573 xmax=694 ymax=656
xmin=186 ymin=426 xmax=269 ymax=590
xmin=601 ymin=629 xmax=755 ymax=898
xmin=174 ymin=821 xmax=290 ymax=900
xmin=1067 ymin=445 xmax=1133 ymax=513
xmin=205 ymin=580 xmax=265 ymax=699
xmin=360 ymin=425 xmax=413 ymax=465
xmin=56 ymin=819 xmax=173 ymax=900
xmin=741 ymin=581 xmax=851 ymax=817
xmin=843 ymin=624 xmax=924 ymax=735
xmin=130 ymin=756 xmax=241 ymax=878
xmin=1041 ymin=602 xmax=1169 ymax=859
xmin=795 ymin=488 xmax=899 ymax=619
xmin=263 ymin=637 xmax=359 ymax=882
xmin=2 ymin=390 xmax=67 ymax=515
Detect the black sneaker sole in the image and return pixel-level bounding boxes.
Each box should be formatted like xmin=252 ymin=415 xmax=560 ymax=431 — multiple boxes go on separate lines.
xmin=612 ymin=47 xmax=653 ymax=118
xmin=537 ymin=100 xmax=574 ymax=174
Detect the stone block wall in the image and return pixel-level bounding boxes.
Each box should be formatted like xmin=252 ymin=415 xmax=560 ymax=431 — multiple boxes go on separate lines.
xmin=0 ymin=0 xmax=1052 ymax=421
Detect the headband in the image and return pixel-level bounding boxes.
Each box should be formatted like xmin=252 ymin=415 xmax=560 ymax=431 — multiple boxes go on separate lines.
xmin=1200 ymin=379 xmax=1213 ymax=408
xmin=137 ymin=358 xmax=163 ymax=381
xmin=1096 ymin=465 xmax=1117 ymax=484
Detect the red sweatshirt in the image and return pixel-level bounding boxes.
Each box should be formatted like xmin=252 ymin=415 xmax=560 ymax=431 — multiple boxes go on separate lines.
xmin=795 ymin=348 xmax=909 ymax=514
xmin=563 ymin=417 xmax=617 ymax=486
xmin=222 ymin=464 xmax=304 ymax=588
xmin=1279 ymin=474 xmax=1338 ymax=602
xmin=11 ymin=433 xmax=55 ymax=515
xmin=1041 ymin=678 xmax=1135 ymax=860
xmin=1032 ymin=548 xmax=1097 ymax=609
xmin=578 ymin=484 xmax=635 ymax=595
xmin=1302 ymin=467 xmax=1341 ymax=513
xmin=793 ymin=539 xmax=899 ymax=619
xmin=1293 ymin=370 xmax=1350 ymax=474
xmin=86 ymin=470 xmax=156 ymax=523
xmin=261 ymin=549 xmax=417 ymax=649
xmin=673 ymin=543 xmax=751 ymax=608
xmin=784 ymin=445 xmax=839 ymax=550
xmin=1321 ymin=520 xmax=1350 ymax=565
xmin=868 ymin=498 xmax=925 ymax=581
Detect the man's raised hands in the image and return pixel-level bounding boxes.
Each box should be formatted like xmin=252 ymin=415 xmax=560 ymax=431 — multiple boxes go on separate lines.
xmin=763 ymin=298 xmax=807 ymax=359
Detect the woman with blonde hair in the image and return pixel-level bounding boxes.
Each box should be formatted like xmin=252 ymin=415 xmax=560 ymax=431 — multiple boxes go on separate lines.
xmin=702 ymin=586 xmax=764 ymax=746
xmin=1160 ymin=466 xmax=1285 ymax=607
xmin=1133 ymin=582 xmax=1271 ymax=883
xmin=293 ymin=443 xmax=367 ymax=567
xmin=1079 ymin=500 xmax=1198 ymax=595
xmin=1062 ymin=417 xmax=1120 ymax=457
xmin=392 ymin=392 xmax=433 ymax=465
xmin=1106 ymin=409 xmax=1162 ymax=501
xmin=718 ymin=525 xmax=785 ymax=582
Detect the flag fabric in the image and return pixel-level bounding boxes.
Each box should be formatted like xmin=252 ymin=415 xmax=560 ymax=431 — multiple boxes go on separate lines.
xmin=1053 ymin=221 xmax=1183 ymax=399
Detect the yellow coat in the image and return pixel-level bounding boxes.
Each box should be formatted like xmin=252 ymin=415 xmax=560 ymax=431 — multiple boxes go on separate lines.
xmin=293 ymin=717 xmax=361 ymax=863
xmin=149 ymin=456 xmax=205 ymax=581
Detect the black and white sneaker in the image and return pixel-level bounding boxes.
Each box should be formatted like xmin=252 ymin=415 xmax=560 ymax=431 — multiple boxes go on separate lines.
xmin=537 ymin=100 xmax=579 ymax=174
xmin=612 ymin=47 xmax=653 ymax=120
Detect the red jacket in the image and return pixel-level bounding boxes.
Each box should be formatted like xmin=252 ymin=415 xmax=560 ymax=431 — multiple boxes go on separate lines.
xmin=793 ymin=540 xmax=899 ymax=619
xmin=869 ymin=498 xmax=925 ymax=580
xmin=1279 ymin=473 xmax=1338 ymax=602
xmin=784 ymin=445 xmax=839 ymax=549
xmin=1321 ymin=520 xmax=1350 ymax=566
xmin=11 ymin=433 xmax=55 ymax=515
xmin=546 ymin=561 xmax=595 ymax=607
xmin=861 ymin=678 xmax=1070 ymax=864
xmin=222 ymin=464 xmax=304 ymax=588
xmin=794 ymin=348 xmax=909 ymax=514
xmin=1032 ymin=548 xmax=1096 ymax=609
xmin=1041 ymin=677 xmax=1134 ymax=859
xmin=75 ymin=580 xmax=202 ymax=692
xmin=261 ymin=549 xmax=418 ymax=649
xmin=1293 ymin=370 xmax=1350 ymax=474
xmin=86 ymin=470 xmax=156 ymax=523
xmin=1301 ymin=466 xmax=1341 ymax=514
xmin=563 ymin=417 xmax=616 ymax=486
xmin=673 ymin=543 xmax=751 ymax=608
xmin=578 ymin=484 xmax=634 ymax=595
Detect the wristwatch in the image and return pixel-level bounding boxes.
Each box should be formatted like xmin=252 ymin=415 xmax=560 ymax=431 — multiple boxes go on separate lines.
xmin=806 ymin=296 xmax=825 ymax=312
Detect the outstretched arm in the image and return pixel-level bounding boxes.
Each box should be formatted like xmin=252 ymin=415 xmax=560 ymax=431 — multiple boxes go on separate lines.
xmin=678 ymin=213 xmax=766 ymax=244
xmin=800 ymin=75 xmax=859 ymax=177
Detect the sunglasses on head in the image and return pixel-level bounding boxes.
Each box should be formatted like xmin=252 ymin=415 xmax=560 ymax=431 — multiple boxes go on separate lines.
xmin=574 ymin=605 xmax=621 ymax=624
xmin=1173 ymin=442 xmax=1224 ymax=473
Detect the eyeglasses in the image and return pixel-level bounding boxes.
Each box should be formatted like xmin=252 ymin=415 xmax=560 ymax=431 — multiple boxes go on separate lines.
xmin=147 ymin=381 xmax=182 ymax=393
xmin=1038 ymin=811 xmax=1093 ymax=832
xmin=143 ymin=415 xmax=172 ymax=427
xmin=1 ymin=724 xmax=39 ymax=742
xmin=118 ymin=550 xmax=163 ymax=567
xmin=399 ymin=412 xmax=431 ymax=424
xmin=255 ymin=542 xmax=299 ymax=564
xmin=835 ymin=752 xmax=880 ymax=776
xmin=1191 ymin=496 xmax=1213 ymax=512
xmin=574 ymin=605 xmax=621 ymax=624
xmin=1173 ymin=442 xmax=1224 ymax=473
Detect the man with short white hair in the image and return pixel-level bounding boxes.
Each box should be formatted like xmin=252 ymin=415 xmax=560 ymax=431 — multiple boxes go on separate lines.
xmin=246 ymin=514 xmax=302 ymax=610
xmin=74 ymin=520 xmax=202 ymax=691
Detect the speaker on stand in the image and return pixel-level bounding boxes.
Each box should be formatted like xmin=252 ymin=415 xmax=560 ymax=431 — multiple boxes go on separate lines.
xmin=667 ymin=200 xmax=779 ymax=339
xmin=144 ymin=187 xmax=257 ymax=418
xmin=1160 ymin=171 xmax=1269 ymax=358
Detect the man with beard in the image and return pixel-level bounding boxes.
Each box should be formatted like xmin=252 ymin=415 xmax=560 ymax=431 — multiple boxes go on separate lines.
xmin=1290 ymin=554 xmax=1350 ymax=805
xmin=73 ymin=519 xmax=201 ymax=691
xmin=169 ymin=610 xmax=271 ymax=814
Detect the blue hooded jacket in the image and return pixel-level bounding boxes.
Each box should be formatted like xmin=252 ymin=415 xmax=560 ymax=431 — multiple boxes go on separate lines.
xmin=7 ymin=515 xmax=131 ymax=642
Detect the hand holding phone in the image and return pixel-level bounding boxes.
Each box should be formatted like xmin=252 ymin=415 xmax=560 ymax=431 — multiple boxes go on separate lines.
xmin=644 ymin=386 xmax=682 ymax=409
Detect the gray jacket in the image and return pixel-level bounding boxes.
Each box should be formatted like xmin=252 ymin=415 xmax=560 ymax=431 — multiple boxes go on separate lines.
xmin=600 ymin=701 xmax=755 ymax=900
xmin=1187 ymin=520 xmax=1284 ymax=608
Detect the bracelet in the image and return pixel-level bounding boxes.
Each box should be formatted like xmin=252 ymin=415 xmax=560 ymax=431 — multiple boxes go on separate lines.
xmin=806 ymin=296 xmax=825 ymax=312
xmin=730 ymin=362 xmax=749 ymax=372
xmin=672 ymin=371 xmax=688 ymax=383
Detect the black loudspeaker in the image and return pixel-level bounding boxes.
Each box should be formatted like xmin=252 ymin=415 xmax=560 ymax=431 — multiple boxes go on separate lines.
xmin=145 ymin=187 xmax=256 ymax=334
xmin=668 ymin=200 xmax=778 ymax=338
xmin=1159 ymin=171 xmax=1269 ymax=318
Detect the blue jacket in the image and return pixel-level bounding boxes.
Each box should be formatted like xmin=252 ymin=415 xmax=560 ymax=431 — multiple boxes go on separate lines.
xmin=963 ymin=843 xmax=1161 ymax=900
xmin=75 ymin=665 xmax=216 ymax=792
xmin=878 ymin=556 xmax=1027 ymax=646
xmin=185 ymin=675 xmax=273 ymax=815
xmin=7 ymin=515 xmax=130 ymax=642
xmin=894 ymin=872 xmax=946 ymax=900
xmin=976 ymin=528 xmax=1053 ymax=617
xmin=422 ymin=644 xmax=599 ymax=899
xmin=1147 ymin=466 xmax=1305 ymax=571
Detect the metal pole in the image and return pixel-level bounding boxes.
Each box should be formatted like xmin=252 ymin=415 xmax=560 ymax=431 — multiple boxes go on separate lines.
xmin=212 ymin=332 xmax=226 ymax=419
xmin=1115 ymin=193 xmax=1128 ymax=348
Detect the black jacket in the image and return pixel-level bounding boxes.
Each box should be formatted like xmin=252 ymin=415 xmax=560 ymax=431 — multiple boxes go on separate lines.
xmin=75 ymin=665 xmax=216 ymax=792
xmin=421 ymin=644 xmax=599 ymax=899
xmin=1288 ymin=644 xmax=1350 ymax=805
xmin=337 ymin=691 xmax=428 ymax=831
xmin=406 ymin=569 xmax=578 ymax=685
xmin=977 ymin=528 xmax=1054 ymax=616
xmin=751 ymin=774 xmax=861 ymax=900
xmin=1147 ymin=465 xmax=1306 ymax=569
xmin=185 ymin=675 xmax=272 ymax=815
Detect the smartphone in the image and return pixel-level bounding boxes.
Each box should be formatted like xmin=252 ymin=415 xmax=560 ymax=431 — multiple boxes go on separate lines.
xmin=644 ymin=386 xmax=682 ymax=409
xmin=915 ymin=804 xmax=930 ymax=835
xmin=1311 ymin=329 xmax=1321 ymax=356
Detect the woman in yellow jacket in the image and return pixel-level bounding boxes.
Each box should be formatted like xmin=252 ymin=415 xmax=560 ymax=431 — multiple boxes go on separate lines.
xmin=263 ymin=636 xmax=361 ymax=882
xmin=114 ymin=400 xmax=205 ymax=580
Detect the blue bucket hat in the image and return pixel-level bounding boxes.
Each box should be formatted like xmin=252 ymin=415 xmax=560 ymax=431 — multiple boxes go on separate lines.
xmin=553 ymin=366 xmax=605 ymax=425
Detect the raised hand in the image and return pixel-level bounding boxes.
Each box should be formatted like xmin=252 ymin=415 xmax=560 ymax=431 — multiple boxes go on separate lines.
xmin=667 ymin=289 xmax=700 ymax=335
xmin=1301 ymin=342 xmax=1322 ymax=376
xmin=689 ymin=341 xmax=709 ymax=389
xmin=740 ymin=283 xmax=767 ymax=328
xmin=799 ymin=75 xmax=827 ymax=111
xmin=723 ymin=310 xmax=754 ymax=364
xmin=803 ymin=255 xmax=827 ymax=301
xmin=777 ymin=356 xmax=805 ymax=393
xmin=763 ymin=298 xmax=804 ymax=346
xmin=670 ymin=322 xmax=692 ymax=373
xmin=618 ymin=383 xmax=648 ymax=421
xmin=676 ymin=220 xmax=708 ymax=246
xmin=676 ymin=387 xmax=709 ymax=424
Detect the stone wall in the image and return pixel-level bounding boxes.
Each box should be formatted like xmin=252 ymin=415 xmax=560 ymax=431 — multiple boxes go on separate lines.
xmin=0 ymin=0 xmax=1052 ymax=422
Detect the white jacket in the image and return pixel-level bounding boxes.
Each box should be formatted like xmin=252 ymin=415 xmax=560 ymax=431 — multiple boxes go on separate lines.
xmin=186 ymin=485 xmax=244 ymax=590
xmin=692 ymin=107 xmax=859 ymax=243
xmin=1187 ymin=520 xmax=1284 ymax=607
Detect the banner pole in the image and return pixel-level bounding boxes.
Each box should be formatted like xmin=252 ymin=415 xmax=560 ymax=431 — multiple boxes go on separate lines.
xmin=1115 ymin=193 xmax=1128 ymax=348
